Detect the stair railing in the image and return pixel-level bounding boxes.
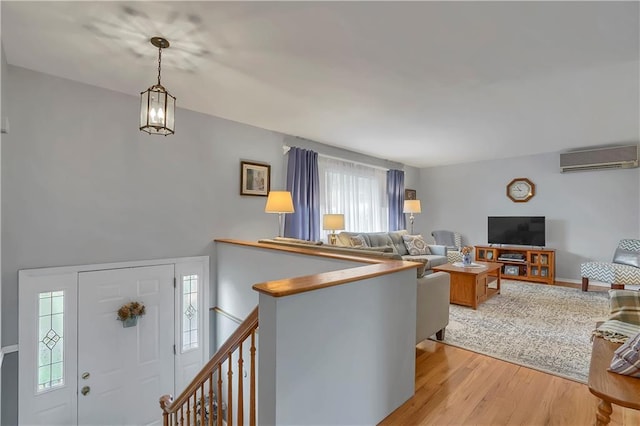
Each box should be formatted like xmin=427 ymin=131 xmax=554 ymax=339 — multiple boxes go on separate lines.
xmin=160 ymin=306 xmax=259 ymax=426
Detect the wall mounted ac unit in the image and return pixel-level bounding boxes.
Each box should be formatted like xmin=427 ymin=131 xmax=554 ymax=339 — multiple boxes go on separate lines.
xmin=560 ymin=145 xmax=639 ymax=172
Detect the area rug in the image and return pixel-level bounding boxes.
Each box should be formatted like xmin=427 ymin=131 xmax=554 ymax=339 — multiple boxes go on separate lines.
xmin=437 ymin=280 xmax=610 ymax=383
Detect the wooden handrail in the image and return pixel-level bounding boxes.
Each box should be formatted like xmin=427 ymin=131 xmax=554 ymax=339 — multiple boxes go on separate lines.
xmin=253 ymin=261 xmax=418 ymax=297
xmin=160 ymin=306 xmax=259 ymax=425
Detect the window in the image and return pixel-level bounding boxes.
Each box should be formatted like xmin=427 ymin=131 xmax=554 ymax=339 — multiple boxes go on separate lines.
xmin=182 ymin=274 xmax=199 ymax=352
xmin=38 ymin=291 xmax=64 ymax=391
xmin=318 ymin=156 xmax=388 ymax=238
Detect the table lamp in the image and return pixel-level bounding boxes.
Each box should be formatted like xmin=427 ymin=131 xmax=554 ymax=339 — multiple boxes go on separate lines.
xmin=323 ymin=214 xmax=345 ymax=245
xmin=265 ymin=191 xmax=295 ymax=237
xmin=403 ymin=200 xmax=421 ymax=234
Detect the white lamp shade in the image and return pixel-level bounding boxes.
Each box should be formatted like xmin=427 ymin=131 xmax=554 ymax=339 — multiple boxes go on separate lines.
xmin=265 ymin=191 xmax=295 ymax=213
xmin=323 ymin=214 xmax=345 ymax=231
xmin=403 ymin=200 xmax=422 ymax=214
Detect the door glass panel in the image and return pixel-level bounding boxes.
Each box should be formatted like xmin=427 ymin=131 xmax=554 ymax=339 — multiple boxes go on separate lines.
xmin=182 ymin=274 xmax=199 ymax=352
xmin=37 ymin=291 xmax=64 ymax=392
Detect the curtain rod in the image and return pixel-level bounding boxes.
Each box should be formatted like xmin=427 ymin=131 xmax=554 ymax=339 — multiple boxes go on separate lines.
xmin=282 ymin=145 xmax=390 ymax=171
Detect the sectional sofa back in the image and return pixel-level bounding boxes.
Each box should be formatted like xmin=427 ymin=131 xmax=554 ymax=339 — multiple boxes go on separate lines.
xmin=337 ymin=230 xmax=411 ymax=256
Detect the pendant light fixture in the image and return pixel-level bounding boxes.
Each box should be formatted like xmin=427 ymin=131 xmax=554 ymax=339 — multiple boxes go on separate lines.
xmin=140 ymin=37 xmax=176 ymax=136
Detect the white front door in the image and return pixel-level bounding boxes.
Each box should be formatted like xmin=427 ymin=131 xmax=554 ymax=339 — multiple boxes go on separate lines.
xmin=19 ymin=256 xmax=209 ymax=426
xmin=77 ymin=265 xmax=175 ymax=426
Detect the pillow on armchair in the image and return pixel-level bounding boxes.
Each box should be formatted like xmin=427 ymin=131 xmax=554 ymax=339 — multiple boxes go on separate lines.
xmin=613 ymin=248 xmax=640 ymax=268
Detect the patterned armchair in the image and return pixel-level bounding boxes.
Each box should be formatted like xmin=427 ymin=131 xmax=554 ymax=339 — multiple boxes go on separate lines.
xmin=581 ymin=239 xmax=640 ymax=291
xmin=431 ymin=230 xmax=463 ymax=263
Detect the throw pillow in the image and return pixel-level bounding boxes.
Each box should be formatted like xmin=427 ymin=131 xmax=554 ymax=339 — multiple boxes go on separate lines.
xmin=336 ymin=232 xmax=353 ymax=247
xmin=609 ymin=290 xmax=640 ymax=326
xmin=402 ymin=235 xmax=431 ymax=256
xmin=613 ymin=247 xmax=640 ymax=268
xmin=609 ymin=331 xmax=640 ymax=377
xmin=388 ymin=230 xmax=409 ymax=256
xmin=350 ymin=235 xmax=369 ymax=248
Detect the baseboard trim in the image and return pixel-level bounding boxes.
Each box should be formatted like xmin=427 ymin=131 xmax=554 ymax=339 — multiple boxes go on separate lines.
xmin=554 ymin=279 xmax=596 ymax=287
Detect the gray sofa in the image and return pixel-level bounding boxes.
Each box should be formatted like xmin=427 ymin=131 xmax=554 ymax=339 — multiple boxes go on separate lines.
xmin=336 ymin=230 xmax=449 ymax=276
xmin=259 ymin=230 xmax=448 ymax=276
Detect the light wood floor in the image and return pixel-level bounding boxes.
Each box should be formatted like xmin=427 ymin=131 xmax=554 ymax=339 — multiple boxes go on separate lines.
xmin=380 ymin=339 xmax=640 ymax=425
xmin=380 ymin=283 xmax=640 ymax=425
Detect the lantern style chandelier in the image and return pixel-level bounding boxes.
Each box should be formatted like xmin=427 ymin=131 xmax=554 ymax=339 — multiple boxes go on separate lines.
xmin=140 ymin=37 xmax=176 ymax=136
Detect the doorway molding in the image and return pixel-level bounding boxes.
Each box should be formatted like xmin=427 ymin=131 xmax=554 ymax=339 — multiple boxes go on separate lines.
xmin=18 ymin=256 xmax=209 ymax=425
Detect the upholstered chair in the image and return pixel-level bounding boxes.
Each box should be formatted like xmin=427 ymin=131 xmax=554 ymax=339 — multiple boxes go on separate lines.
xmin=581 ymin=239 xmax=640 ymax=291
xmin=432 ymin=230 xmax=463 ymax=263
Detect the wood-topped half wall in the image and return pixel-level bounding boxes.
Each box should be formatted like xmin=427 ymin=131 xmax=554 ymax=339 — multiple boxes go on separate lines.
xmin=217 ymin=239 xmax=418 ymax=297
xmin=214 ymin=239 xmax=422 ymax=425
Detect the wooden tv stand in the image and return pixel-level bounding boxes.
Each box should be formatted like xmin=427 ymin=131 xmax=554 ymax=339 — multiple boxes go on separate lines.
xmin=474 ymin=245 xmax=555 ymax=285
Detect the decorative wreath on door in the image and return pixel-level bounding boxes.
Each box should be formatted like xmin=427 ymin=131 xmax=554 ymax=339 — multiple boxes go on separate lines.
xmin=117 ymin=301 xmax=146 ymax=327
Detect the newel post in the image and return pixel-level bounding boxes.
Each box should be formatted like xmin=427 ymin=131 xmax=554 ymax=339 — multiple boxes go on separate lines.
xmin=159 ymin=395 xmax=173 ymax=426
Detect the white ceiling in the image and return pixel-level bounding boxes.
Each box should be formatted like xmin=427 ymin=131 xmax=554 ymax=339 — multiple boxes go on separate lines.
xmin=2 ymin=1 xmax=639 ymax=168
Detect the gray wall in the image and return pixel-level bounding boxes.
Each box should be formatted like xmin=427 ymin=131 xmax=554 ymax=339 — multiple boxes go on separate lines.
xmin=283 ymin=134 xmax=407 ymax=173
xmin=416 ymin=152 xmax=640 ymax=281
xmin=0 ymin=65 xmax=415 ymax=424
xmin=216 ymin=241 xmax=358 ymax=348
xmin=258 ymin=268 xmax=416 ymax=425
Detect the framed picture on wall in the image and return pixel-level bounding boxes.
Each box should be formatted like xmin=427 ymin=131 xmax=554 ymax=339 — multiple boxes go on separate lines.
xmin=405 ymin=188 xmax=417 ymax=200
xmin=240 ymin=161 xmax=271 ymax=196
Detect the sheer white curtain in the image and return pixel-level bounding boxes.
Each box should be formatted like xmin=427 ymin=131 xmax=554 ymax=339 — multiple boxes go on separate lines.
xmin=318 ymin=156 xmax=388 ymax=240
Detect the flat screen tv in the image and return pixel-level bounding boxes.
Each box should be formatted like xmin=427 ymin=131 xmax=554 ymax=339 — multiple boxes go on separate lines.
xmin=488 ymin=216 xmax=546 ymax=246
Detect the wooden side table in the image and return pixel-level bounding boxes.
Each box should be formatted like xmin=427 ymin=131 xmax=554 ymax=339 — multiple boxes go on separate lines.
xmin=588 ymin=335 xmax=640 ymax=425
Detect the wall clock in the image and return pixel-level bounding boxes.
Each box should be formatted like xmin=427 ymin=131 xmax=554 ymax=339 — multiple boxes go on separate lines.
xmin=506 ymin=178 xmax=535 ymax=203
